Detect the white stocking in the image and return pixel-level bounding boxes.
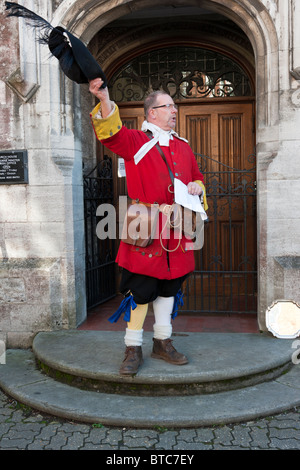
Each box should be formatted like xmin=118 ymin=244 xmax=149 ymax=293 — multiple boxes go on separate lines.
xmin=124 ymin=328 xmax=143 ymax=347
xmin=153 ymin=296 xmax=174 ymax=340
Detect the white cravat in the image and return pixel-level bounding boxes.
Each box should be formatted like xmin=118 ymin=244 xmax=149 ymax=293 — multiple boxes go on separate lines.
xmin=133 ymin=121 xmax=188 ymax=165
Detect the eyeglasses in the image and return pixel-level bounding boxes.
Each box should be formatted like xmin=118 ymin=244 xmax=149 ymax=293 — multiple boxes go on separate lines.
xmin=152 ymin=103 xmax=178 ymax=110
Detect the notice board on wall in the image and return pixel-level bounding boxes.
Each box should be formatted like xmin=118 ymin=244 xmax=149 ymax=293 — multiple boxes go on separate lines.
xmin=0 ymin=150 xmax=28 ymax=184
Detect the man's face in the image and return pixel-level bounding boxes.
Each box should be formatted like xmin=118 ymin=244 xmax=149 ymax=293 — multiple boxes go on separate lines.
xmin=148 ymin=95 xmax=178 ymax=131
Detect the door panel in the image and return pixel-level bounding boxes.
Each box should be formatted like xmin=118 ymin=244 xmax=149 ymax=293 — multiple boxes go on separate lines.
xmin=178 ymin=100 xmax=257 ymax=313
xmin=179 ymin=101 xmax=254 ymax=168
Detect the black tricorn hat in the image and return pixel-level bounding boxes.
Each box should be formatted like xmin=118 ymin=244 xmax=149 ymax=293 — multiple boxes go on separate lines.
xmin=5 ymin=1 xmax=107 ymax=87
xmin=48 ymin=26 xmax=107 ymax=85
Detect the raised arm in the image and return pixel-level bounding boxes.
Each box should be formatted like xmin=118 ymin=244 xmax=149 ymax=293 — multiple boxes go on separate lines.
xmin=89 ymin=78 xmax=114 ymax=118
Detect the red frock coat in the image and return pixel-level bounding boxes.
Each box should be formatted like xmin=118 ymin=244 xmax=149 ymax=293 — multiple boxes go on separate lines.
xmin=90 ymin=104 xmax=205 ymax=280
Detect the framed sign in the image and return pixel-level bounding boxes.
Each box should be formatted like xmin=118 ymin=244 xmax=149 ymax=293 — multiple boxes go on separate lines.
xmin=0 ymin=150 xmax=28 ymax=184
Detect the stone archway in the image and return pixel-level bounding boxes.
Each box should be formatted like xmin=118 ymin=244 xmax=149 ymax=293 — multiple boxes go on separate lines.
xmin=52 ymin=0 xmax=280 ymax=331
xmin=53 ymin=0 xmax=279 ymax=127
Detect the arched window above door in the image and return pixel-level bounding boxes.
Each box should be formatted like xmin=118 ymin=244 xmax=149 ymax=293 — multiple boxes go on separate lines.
xmin=109 ymin=46 xmax=253 ymax=102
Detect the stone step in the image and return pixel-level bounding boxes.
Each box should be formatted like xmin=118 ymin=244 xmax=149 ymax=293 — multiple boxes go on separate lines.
xmin=31 ymin=330 xmax=293 ymax=395
xmin=1 ymin=347 xmax=300 ymax=428
xmin=1 ymin=330 xmax=300 ymax=428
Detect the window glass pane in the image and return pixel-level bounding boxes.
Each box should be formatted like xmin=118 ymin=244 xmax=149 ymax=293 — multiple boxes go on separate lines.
xmin=109 ymin=47 xmax=252 ymax=102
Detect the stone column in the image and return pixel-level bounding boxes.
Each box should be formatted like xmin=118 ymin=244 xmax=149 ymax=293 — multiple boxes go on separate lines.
xmin=257 ymin=0 xmax=300 ymax=330
xmin=0 ymin=5 xmax=86 ymax=347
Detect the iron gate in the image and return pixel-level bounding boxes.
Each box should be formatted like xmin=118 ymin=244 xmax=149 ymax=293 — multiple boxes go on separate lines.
xmin=182 ymin=153 xmax=257 ymax=314
xmin=84 ymin=156 xmax=116 ymax=309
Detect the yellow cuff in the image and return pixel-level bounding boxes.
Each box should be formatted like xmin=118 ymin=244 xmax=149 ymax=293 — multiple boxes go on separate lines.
xmin=90 ymin=102 xmax=122 ymax=140
xmin=194 ymin=180 xmax=208 ymax=211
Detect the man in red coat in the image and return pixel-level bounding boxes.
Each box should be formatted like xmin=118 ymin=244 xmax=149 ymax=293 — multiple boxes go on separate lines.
xmin=89 ymin=78 xmax=207 ymax=375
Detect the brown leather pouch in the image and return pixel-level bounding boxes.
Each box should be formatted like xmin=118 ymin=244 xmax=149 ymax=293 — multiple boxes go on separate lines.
xmin=121 ymin=200 xmax=160 ymax=247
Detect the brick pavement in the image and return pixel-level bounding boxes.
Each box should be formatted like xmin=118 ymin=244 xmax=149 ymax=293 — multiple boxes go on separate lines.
xmin=1 ymin=389 xmax=300 ymax=450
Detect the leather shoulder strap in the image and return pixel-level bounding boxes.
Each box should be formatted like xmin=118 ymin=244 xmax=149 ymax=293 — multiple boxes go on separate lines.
xmin=145 ymin=131 xmax=174 ymax=184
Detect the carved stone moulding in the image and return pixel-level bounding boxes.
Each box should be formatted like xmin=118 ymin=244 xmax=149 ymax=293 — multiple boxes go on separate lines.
xmin=5 ymin=68 xmax=40 ymax=103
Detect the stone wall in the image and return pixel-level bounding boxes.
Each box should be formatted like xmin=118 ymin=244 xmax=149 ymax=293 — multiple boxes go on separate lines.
xmin=257 ymin=0 xmax=300 ymax=328
xmin=0 ymin=1 xmax=87 ymax=347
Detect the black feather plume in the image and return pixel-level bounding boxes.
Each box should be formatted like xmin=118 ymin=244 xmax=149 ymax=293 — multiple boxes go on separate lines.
xmin=5 ymin=1 xmax=107 ymax=86
xmin=5 ymin=1 xmax=62 ymax=44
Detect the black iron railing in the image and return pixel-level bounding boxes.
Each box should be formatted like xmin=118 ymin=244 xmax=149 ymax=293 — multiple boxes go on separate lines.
xmin=182 ymin=153 xmax=257 ymax=314
xmin=83 ymin=156 xmax=116 ymax=309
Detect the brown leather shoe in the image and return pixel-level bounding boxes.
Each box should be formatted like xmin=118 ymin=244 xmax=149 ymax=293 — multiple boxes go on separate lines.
xmin=119 ymin=346 xmax=143 ymax=376
xmin=151 ymin=338 xmax=188 ymax=365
